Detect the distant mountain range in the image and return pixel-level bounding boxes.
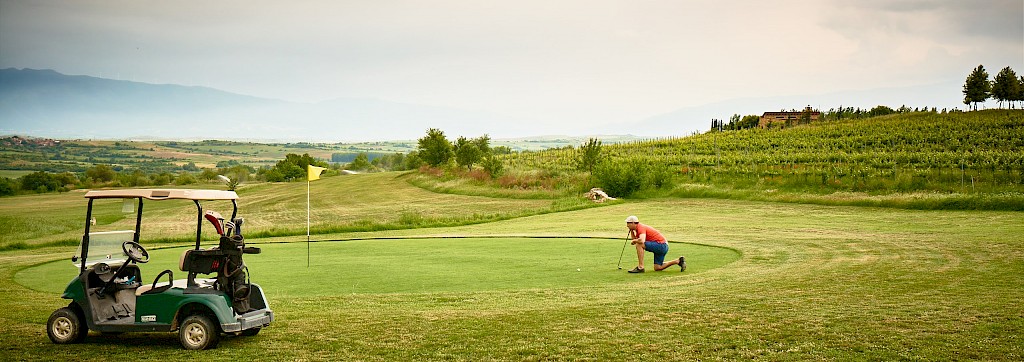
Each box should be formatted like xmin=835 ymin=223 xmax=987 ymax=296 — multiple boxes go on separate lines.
xmin=0 ymin=68 xmax=508 ymax=141
xmin=1 ymin=68 xmax=970 ymax=141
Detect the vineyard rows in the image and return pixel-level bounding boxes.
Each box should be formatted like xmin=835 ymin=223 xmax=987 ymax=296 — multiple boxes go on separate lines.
xmin=499 ymin=110 xmax=1024 ymax=193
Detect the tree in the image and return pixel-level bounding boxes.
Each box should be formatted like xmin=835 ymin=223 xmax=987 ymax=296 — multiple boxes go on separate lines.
xmin=1017 ymin=76 xmax=1024 ymax=109
xmin=223 ymin=164 xmax=253 ymax=188
xmin=738 ymin=115 xmax=760 ymax=129
xmin=576 ymin=138 xmax=602 ymax=174
xmin=54 ymin=172 xmax=78 ymax=189
xmin=798 ymin=107 xmax=814 ymax=125
xmin=348 ymin=152 xmax=372 ymax=171
xmin=992 ymin=66 xmax=1020 ymax=109
xmin=492 ymin=145 xmax=513 ymax=155
xmin=269 ymin=153 xmax=326 ymax=181
xmin=85 ymin=164 xmax=117 ymax=183
xmin=454 ymin=136 xmax=483 ymax=171
xmin=20 ymin=172 xmax=59 ymax=193
xmin=389 ymin=153 xmax=406 ymax=171
xmin=481 ymin=155 xmax=504 ymax=179
xmin=404 ymin=151 xmax=424 ymax=170
xmin=473 ymin=134 xmax=491 ymax=156
xmin=417 ymin=128 xmax=453 ymax=167
xmin=121 ymin=170 xmax=150 ymax=187
xmin=199 ymin=168 xmax=220 ymax=181
xmin=258 ymin=167 xmax=286 ymax=182
xmin=962 ymin=65 xmax=991 ymax=111
xmin=868 ymin=105 xmax=895 ymax=117
xmin=0 ymin=177 xmax=16 ymax=196
xmin=174 ymin=173 xmax=197 ymax=185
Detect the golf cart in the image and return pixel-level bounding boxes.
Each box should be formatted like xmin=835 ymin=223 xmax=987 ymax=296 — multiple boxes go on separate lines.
xmin=46 ymin=189 xmax=273 ymax=350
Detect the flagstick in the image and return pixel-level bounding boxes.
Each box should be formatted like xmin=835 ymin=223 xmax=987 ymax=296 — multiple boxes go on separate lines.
xmin=307 ymin=178 xmax=310 ymax=268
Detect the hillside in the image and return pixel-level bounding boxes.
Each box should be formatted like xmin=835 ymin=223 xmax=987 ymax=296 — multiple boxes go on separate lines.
xmin=0 ymin=172 xmax=590 ymax=250
xmin=495 ymin=110 xmax=1024 ymax=208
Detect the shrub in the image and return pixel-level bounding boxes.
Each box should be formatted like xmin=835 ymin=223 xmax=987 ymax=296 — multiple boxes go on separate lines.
xmin=481 ymin=155 xmax=504 ymax=179
xmin=0 ymin=177 xmax=16 ymax=196
xmin=175 ymin=173 xmax=197 ymax=185
xmin=646 ymin=165 xmax=675 ymax=189
xmin=593 ymin=161 xmax=646 ymax=197
xmin=20 ymin=171 xmax=60 ymax=193
xmin=85 ymin=164 xmax=117 ymax=182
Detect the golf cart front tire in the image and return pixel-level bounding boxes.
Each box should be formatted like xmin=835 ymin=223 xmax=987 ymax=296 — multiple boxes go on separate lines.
xmin=179 ymin=314 xmax=220 ymax=350
xmin=47 ymin=307 xmax=87 ymax=344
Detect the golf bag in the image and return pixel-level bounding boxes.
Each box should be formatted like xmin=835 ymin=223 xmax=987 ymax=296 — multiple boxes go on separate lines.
xmin=216 ymin=232 xmax=251 ymax=314
xmin=182 ymin=212 xmax=260 ymax=314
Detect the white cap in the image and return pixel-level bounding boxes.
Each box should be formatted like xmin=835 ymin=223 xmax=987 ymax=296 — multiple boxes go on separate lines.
xmin=625 ymin=215 xmax=639 ymax=223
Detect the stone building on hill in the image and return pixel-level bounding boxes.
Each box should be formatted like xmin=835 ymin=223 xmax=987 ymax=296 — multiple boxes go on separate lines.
xmin=759 ymin=106 xmax=820 ymax=128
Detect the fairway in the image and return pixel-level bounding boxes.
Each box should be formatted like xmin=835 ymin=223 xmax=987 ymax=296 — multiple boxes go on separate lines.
xmin=3 ymin=198 xmax=1022 ymax=360
xmin=18 ymin=238 xmax=739 ymax=296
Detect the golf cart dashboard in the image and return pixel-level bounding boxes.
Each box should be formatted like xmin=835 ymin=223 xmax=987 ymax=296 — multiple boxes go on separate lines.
xmin=87 ymin=264 xmax=142 ymax=292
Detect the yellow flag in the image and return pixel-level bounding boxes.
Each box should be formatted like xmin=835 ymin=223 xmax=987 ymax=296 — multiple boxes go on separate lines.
xmin=307 ymin=165 xmax=326 ymax=181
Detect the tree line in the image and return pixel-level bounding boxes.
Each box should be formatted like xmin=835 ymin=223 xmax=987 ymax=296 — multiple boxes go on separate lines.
xmin=414 ymin=128 xmax=503 ymax=178
xmin=0 ymin=153 xmax=333 ymax=196
xmin=963 ymin=64 xmax=1024 ymax=111
xmin=715 ymin=105 xmax=958 ymax=132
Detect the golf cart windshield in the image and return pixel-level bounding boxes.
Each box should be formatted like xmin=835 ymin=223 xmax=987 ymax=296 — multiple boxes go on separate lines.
xmin=74 ymin=230 xmax=134 ymax=269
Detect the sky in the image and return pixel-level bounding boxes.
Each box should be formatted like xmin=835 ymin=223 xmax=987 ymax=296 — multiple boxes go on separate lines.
xmin=1 ymin=0 xmax=1022 ymax=137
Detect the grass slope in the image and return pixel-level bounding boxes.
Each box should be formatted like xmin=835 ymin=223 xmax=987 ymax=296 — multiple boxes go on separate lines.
xmin=0 ymin=172 xmax=580 ymax=249
xmin=495 ymin=110 xmax=1024 ymax=207
xmin=2 ymin=198 xmax=1021 ymax=360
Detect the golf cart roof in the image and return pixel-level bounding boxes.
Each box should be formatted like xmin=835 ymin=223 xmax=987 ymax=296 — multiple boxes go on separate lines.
xmin=84 ymin=189 xmax=238 ymax=201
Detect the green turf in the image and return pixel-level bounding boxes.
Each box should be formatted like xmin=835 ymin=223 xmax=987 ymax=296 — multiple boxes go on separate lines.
xmin=2 ymin=198 xmax=1022 ymax=360
xmin=17 ymin=238 xmax=738 ymax=296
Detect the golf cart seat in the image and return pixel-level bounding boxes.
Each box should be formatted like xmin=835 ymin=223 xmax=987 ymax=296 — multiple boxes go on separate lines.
xmin=135 ymin=278 xmax=215 ymax=296
xmin=180 ymin=248 xmax=226 ymax=274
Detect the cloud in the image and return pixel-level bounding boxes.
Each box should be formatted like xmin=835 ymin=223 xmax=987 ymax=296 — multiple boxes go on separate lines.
xmin=1 ymin=0 xmax=1021 ymax=134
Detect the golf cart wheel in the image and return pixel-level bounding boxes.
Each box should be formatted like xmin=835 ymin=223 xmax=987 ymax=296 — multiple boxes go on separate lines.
xmin=239 ymin=327 xmax=261 ymax=337
xmin=47 ymin=307 xmax=87 ymax=344
xmin=179 ymin=314 xmax=220 ymax=350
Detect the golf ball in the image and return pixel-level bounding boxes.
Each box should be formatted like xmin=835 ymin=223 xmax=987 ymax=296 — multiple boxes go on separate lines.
xmin=576 ymin=268 xmax=581 ymax=272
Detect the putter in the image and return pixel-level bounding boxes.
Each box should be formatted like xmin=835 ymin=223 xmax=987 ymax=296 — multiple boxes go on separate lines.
xmin=617 ymin=230 xmax=631 ymax=270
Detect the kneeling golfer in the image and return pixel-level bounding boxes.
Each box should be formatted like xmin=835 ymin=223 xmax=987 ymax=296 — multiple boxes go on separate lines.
xmin=625 ymin=215 xmax=685 ymax=273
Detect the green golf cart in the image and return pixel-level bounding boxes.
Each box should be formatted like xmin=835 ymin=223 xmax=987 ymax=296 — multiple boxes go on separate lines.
xmin=46 ymin=189 xmax=273 ymax=350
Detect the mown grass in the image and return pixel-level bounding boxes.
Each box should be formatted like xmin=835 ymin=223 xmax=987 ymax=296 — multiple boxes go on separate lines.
xmin=3 ymin=198 xmax=1021 ymax=360
xmin=0 ymin=172 xmax=599 ymax=249
xmin=18 ymin=237 xmax=738 ymax=296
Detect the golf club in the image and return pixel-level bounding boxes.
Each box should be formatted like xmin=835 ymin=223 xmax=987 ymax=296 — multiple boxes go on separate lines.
xmin=617 ymin=230 xmax=632 ymax=269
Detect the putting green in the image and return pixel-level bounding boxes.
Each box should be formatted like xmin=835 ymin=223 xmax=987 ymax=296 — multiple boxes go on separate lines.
xmin=17 ymin=237 xmax=739 ymax=296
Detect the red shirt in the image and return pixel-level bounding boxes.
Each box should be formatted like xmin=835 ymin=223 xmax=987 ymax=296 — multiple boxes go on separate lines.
xmin=636 ymin=223 xmax=666 ymax=243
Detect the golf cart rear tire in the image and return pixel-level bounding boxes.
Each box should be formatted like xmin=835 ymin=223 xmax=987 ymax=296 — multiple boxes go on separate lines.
xmin=179 ymin=314 xmax=220 ymax=350
xmin=47 ymin=307 xmax=87 ymax=344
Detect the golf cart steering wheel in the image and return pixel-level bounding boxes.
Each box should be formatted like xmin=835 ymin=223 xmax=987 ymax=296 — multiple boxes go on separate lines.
xmin=122 ymin=241 xmax=150 ymax=264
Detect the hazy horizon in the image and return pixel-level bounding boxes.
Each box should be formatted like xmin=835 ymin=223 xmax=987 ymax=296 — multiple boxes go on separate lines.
xmin=1 ymin=1 xmax=1022 ymax=139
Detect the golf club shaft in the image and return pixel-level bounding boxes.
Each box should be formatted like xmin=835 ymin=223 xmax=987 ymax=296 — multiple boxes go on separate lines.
xmin=617 ymin=231 xmax=631 ymax=269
